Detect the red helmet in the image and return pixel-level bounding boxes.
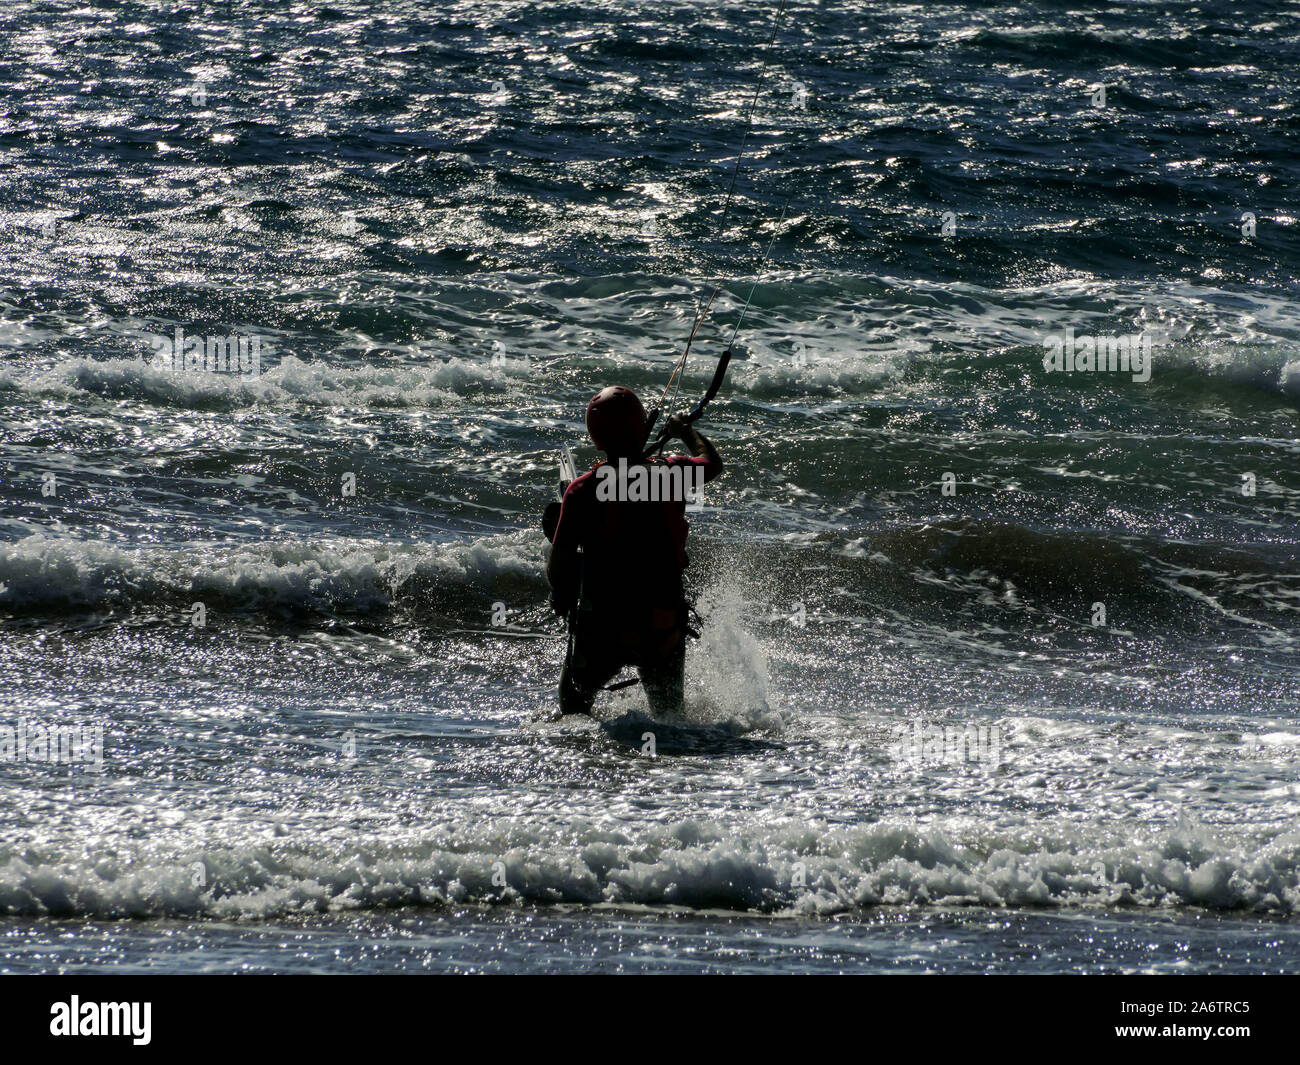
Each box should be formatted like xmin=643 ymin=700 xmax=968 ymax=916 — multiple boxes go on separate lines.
xmin=586 ymin=385 xmax=646 ymax=454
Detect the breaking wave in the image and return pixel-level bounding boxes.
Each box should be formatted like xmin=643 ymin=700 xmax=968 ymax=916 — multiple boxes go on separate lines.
xmin=2 ymin=819 xmax=1296 ymax=919
xmin=0 ymin=531 xmax=547 ymax=617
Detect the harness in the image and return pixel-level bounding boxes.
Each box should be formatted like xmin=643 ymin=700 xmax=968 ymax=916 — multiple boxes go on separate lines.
xmin=562 ymin=459 xmax=702 ymax=676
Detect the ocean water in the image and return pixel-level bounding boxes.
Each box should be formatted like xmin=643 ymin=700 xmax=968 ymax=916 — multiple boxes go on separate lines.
xmin=1 ymin=0 xmax=1298 ymax=974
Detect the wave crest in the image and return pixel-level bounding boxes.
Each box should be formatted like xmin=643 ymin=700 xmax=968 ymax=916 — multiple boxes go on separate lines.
xmin=2 ymin=820 xmax=1294 ymax=919
xmin=0 ymin=532 xmax=546 ymax=616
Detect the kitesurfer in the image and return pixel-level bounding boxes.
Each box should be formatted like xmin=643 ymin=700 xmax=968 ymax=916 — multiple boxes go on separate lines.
xmin=546 ymin=385 xmax=723 ymax=716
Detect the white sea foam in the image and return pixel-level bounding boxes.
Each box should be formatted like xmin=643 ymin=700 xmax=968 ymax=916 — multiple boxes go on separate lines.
xmin=0 ymin=353 xmax=528 ymax=409
xmin=0 ymin=531 xmax=546 ymax=613
xmin=4 ymin=276 xmax=1297 ymax=407
xmin=684 ymin=581 xmax=780 ymax=732
xmin=1 ymin=819 xmax=1295 ymax=919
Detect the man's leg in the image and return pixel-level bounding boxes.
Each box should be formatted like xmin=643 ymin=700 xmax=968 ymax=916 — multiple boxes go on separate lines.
xmin=638 ymin=634 xmax=686 ymax=717
xmin=559 ymin=637 xmax=621 ymax=716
